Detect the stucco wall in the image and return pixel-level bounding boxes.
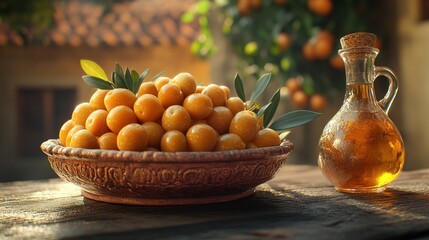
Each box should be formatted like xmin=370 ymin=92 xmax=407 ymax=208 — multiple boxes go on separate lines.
xmin=0 ymin=45 xmax=210 ymax=181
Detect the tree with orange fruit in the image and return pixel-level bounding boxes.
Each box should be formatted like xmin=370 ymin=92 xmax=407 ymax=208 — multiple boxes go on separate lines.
xmin=183 ymin=0 xmax=382 ymax=111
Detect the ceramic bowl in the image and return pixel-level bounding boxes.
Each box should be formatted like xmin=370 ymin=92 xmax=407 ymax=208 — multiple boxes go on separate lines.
xmin=40 ymin=139 xmax=293 ymax=205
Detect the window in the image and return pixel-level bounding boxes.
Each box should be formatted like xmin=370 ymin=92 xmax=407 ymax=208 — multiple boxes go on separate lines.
xmin=421 ymin=0 xmax=429 ymax=21
xmin=17 ymin=88 xmax=76 ymax=158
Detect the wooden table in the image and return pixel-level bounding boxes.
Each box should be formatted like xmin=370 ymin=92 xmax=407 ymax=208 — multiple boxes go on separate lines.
xmin=1 ymin=165 xmax=428 ymax=239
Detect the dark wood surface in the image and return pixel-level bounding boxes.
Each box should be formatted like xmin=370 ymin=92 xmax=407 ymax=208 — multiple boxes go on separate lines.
xmin=1 ymin=164 xmax=429 ymax=240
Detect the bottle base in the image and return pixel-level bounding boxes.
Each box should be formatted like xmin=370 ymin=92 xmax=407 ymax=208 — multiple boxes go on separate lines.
xmin=335 ymin=186 xmax=387 ymax=193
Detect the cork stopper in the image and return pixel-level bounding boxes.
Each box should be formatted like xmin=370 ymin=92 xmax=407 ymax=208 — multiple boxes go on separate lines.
xmin=340 ymin=32 xmax=376 ymax=49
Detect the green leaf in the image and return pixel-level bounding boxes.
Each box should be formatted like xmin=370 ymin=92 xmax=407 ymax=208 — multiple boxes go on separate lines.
xmin=269 ymin=110 xmax=321 ymax=131
xmin=150 ymin=70 xmax=165 ymax=81
xmin=257 ymin=102 xmax=271 ymax=117
xmin=197 ymin=0 xmax=211 ymax=14
xmin=234 ymin=73 xmax=246 ymax=102
xmin=112 ymin=72 xmax=127 ymax=89
xmin=82 ymin=75 xmax=114 ymax=90
xmin=80 ymin=59 xmax=109 ymax=81
xmin=113 ymin=63 xmax=127 ymax=88
xmin=131 ymin=70 xmax=140 ymax=94
xmin=124 ymin=67 xmax=133 ymax=91
xmin=263 ymin=89 xmax=280 ymax=127
xmin=115 ymin=63 xmax=125 ymax=79
xmin=249 ymin=73 xmax=272 ymax=106
xmin=139 ymin=68 xmax=150 ymax=82
xmin=181 ymin=12 xmax=195 ymax=23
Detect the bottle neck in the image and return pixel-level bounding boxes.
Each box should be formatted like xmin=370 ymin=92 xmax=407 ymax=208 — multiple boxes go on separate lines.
xmin=339 ymin=47 xmax=379 ymax=107
xmin=340 ymin=47 xmax=378 ymax=85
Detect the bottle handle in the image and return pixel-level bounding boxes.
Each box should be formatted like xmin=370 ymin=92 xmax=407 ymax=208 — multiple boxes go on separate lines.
xmin=375 ymin=66 xmax=399 ymax=114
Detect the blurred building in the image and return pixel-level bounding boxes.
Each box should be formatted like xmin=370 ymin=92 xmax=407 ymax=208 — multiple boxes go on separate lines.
xmin=0 ymin=0 xmax=210 ymax=181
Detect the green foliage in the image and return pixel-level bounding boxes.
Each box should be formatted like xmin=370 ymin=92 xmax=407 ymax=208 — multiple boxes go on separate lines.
xmin=270 ymin=110 xmax=321 ymax=131
xmin=0 ymin=0 xmax=56 ymax=44
xmin=82 ymin=75 xmax=114 ymax=90
xmin=80 ymin=60 xmax=109 ymax=81
xmin=234 ymin=73 xmax=246 ymax=102
xmin=184 ymin=0 xmax=381 ymax=103
xmin=235 ymin=73 xmax=320 ymax=130
xmin=249 ymin=73 xmax=271 ymax=106
xmin=80 ymin=59 xmax=164 ymax=94
xmin=263 ymin=89 xmax=280 ymax=127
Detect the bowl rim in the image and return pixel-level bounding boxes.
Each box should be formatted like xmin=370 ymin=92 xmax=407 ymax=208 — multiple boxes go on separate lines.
xmin=41 ymin=139 xmax=293 ymax=163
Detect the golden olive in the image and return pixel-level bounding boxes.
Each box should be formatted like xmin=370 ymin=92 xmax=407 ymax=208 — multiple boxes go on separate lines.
xmin=229 ymin=110 xmax=261 ymax=142
xmin=134 ymin=94 xmax=164 ymax=123
xmin=186 ymin=123 xmax=219 ymax=151
xmin=117 ymin=123 xmax=148 ymax=151
xmin=69 ymin=129 xmax=99 ymax=149
xmin=215 ymin=133 xmax=246 ymax=151
xmin=161 ymin=130 xmax=188 ymax=152
xmin=161 ymin=105 xmax=192 ymax=133
xmin=59 ymin=119 xmax=74 ymax=146
xmin=183 ymin=93 xmax=213 ymax=120
xmin=72 ymin=102 xmax=94 ymax=126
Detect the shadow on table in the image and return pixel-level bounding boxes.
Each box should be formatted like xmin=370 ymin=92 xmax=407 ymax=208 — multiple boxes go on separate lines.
xmin=75 ymin=187 xmax=429 ymax=240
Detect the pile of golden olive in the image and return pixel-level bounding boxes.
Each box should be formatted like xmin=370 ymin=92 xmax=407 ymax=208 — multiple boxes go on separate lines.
xmin=59 ymin=72 xmax=280 ymax=152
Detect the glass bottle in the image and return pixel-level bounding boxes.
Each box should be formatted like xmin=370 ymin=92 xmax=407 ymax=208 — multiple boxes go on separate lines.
xmin=318 ymin=32 xmax=405 ymax=193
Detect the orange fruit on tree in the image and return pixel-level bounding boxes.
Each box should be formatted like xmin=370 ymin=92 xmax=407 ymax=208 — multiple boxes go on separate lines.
xmin=249 ymin=0 xmax=262 ymax=9
xmin=285 ymin=78 xmax=301 ymax=94
xmin=330 ymin=55 xmax=344 ymax=70
xmin=313 ymin=36 xmax=333 ymax=59
xmin=318 ymin=30 xmax=334 ymax=44
xmin=310 ymin=94 xmax=327 ymax=111
xmin=277 ymin=33 xmax=291 ymax=52
xmin=291 ymin=90 xmax=309 ymax=108
xmin=308 ymin=0 xmax=332 ymax=16
xmin=303 ymin=41 xmax=316 ymax=61
xmin=238 ymin=0 xmax=252 ymax=15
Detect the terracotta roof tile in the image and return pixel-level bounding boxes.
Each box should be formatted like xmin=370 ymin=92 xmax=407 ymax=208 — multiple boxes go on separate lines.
xmin=0 ymin=0 xmax=199 ymax=47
